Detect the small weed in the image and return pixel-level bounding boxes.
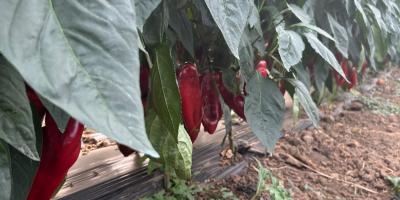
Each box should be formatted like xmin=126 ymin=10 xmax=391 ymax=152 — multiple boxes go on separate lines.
xmin=251 ymin=158 xmax=292 ymax=200
xmin=388 ymin=176 xmax=400 ymax=199
xmin=354 ymin=94 xmax=400 ymax=116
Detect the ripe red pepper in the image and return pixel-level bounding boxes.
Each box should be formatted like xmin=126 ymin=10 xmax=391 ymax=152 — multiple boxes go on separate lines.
xmin=217 ymin=72 xmax=246 ymax=121
xmin=176 ymin=63 xmax=203 ymax=143
xmin=27 ymin=105 xmax=83 ymax=200
xmin=280 ymin=79 xmax=285 ymax=95
xmin=361 ymin=61 xmax=367 ymax=73
xmin=255 ymin=60 xmax=267 ymax=78
xmin=199 ymin=73 xmax=223 ymax=134
xmin=140 ymin=65 xmax=150 ymax=98
xmin=347 ymin=67 xmax=357 ymax=89
xmin=308 ymin=60 xmax=314 ymax=81
xmin=333 ymin=57 xmax=348 ymax=86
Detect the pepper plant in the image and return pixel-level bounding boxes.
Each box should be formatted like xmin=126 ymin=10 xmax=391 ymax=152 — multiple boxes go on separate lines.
xmin=1 ymin=0 xmax=399 ymax=199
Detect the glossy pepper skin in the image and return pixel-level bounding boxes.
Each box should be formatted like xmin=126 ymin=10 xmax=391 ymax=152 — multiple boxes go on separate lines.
xmin=27 ymin=109 xmax=84 ymax=200
xmin=176 ymin=63 xmax=203 ymax=143
xmin=347 ymin=67 xmax=357 ymax=89
xmin=217 ymin=72 xmax=246 ymax=121
xmin=200 ymin=73 xmax=223 ymax=134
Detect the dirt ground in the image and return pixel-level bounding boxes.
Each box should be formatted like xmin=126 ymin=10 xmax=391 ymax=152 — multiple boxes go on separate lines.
xmin=198 ymin=68 xmax=400 ymax=200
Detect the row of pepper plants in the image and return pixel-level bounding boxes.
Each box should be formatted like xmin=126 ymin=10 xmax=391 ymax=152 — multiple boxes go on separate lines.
xmin=1 ymin=0 xmax=399 ymax=199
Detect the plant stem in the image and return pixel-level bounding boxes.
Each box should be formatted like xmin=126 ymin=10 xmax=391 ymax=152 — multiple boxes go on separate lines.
xmin=164 ymin=166 xmax=171 ymax=192
xmin=229 ymin=129 xmax=234 ymax=152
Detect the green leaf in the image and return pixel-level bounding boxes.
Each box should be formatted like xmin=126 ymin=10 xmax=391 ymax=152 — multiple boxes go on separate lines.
xmin=288 ymin=22 xmax=335 ymax=41
xmin=220 ymin=68 xmax=238 ymax=95
xmin=303 ymin=32 xmax=348 ymax=82
xmin=204 ymin=0 xmax=251 ymax=58
xmin=287 ymin=3 xmax=313 ymax=24
xmin=371 ymin=22 xmax=388 ymax=63
xmin=39 ymin=96 xmax=70 ymax=132
xmin=345 ymin=0 xmax=355 ymax=16
xmin=146 ymin=109 xmax=192 ymax=180
xmin=276 ymin=27 xmax=305 ymax=71
xmin=249 ymin=4 xmax=263 ymax=37
xmin=293 ymin=63 xmax=311 ymax=91
xmin=0 ymin=0 xmax=158 ymax=157
xmin=152 ymin=42 xmax=182 ymax=140
xmin=0 ymin=141 xmax=11 ymax=200
xmin=192 ymin=0 xmax=215 ymax=27
xmin=3 ymin=101 xmax=43 ymax=200
xmin=368 ymin=4 xmax=389 ymax=34
xmin=0 ymin=56 xmax=39 ymax=161
xmin=142 ymin=0 xmax=169 ymax=48
xmin=239 ymin=28 xmax=255 ymax=82
xmin=313 ymin=56 xmax=330 ymax=92
xmin=347 ymin=29 xmax=361 ymax=65
xmin=354 ymin=0 xmax=369 ymax=33
xmin=356 ymin=44 xmax=366 ymax=73
xmin=169 ymin=9 xmax=194 ymax=57
xmin=134 ymin=0 xmax=162 ymax=32
xmin=244 ymin=73 xmax=286 ymax=154
xmin=285 ymin=78 xmax=319 ymax=128
xmin=327 ymin=13 xmax=349 ymax=58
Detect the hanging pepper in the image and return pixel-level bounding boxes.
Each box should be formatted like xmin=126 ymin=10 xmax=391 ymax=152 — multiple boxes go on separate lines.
xmin=217 ymin=72 xmax=246 ymax=121
xmin=244 ymin=60 xmax=268 ymax=95
xmin=176 ymin=63 xmax=203 ymax=143
xmin=308 ymin=60 xmax=314 ymax=81
xmin=361 ymin=61 xmax=367 ymax=73
xmin=280 ymin=79 xmax=286 ymax=95
xmin=199 ymin=73 xmax=223 ymax=134
xmin=333 ymin=57 xmax=348 ymax=86
xmin=347 ymin=67 xmax=357 ymax=89
xmin=26 ymin=93 xmax=84 ymax=200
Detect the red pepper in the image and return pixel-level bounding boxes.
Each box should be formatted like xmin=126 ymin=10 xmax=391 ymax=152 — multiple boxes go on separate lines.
xmin=333 ymin=57 xmax=348 ymax=86
xmin=308 ymin=60 xmax=314 ymax=81
xmin=280 ymin=79 xmax=285 ymax=95
xmin=217 ymin=72 xmax=246 ymax=121
xmin=347 ymin=67 xmax=357 ymax=89
xmin=361 ymin=61 xmax=367 ymax=73
xmin=255 ymin=60 xmax=267 ymax=78
xmin=199 ymin=73 xmax=223 ymax=134
xmin=176 ymin=63 xmax=203 ymax=143
xmin=25 ymin=84 xmax=45 ymax=118
xmin=27 ymin=109 xmax=83 ymax=200
xmin=140 ymin=65 xmax=150 ymax=98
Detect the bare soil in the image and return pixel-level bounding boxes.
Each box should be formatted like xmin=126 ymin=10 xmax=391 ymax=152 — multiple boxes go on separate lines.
xmin=198 ymin=68 xmax=400 ymax=200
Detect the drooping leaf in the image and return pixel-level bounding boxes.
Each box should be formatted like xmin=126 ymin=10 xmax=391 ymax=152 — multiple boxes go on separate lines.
xmin=327 ymin=13 xmax=349 ymax=58
xmin=192 ymin=0 xmax=216 ymax=27
xmin=293 ymin=63 xmax=311 ymax=91
xmin=356 ymin=44 xmax=366 ymax=73
xmin=152 ymin=42 xmax=182 ymax=141
xmin=313 ymin=56 xmax=330 ymax=92
xmin=287 ymin=3 xmax=313 ymax=24
xmin=302 ymin=0 xmax=316 ymax=19
xmin=303 ymin=32 xmax=348 ymax=82
xmin=239 ymin=28 xmax=255 ymax=82
xmin=250 ymin=29 xmax=266 ymax=57
xmin=345 ymin=0 xmax=356 ymax=16
xmin=285 ymin=78 xmax=319 ymax=128
xmin=169 ymin=9 xmax=194 ymax=57
xmin=146 ymin=109 xmax=192 ymax=180
xmin=0 ymin=56 xmax=39 ymax=161
xmin=204 ymin=0 xmax=251 ymax=58
xmin=249 ymin=3 xmax=263 ymax=37
xmin=38 ymin=97 xmax=70 ymax=132
xmin=371 ymin=22 xmax=388 ymax=63
xmin=288 ymin=22 xmax=335 ymax=41
xmin=220 ymin=68 xmax=239 ymax=95
xmin=134 ymin=0 xmax=162 ymax=32
xmin=244 ymin=73 xmax=286 ymax=154
xmin=354 ymin=0 xmax=369 ymax=33
xmin=0 ymin=141 xmax=11 ymax=200
xmin=368 ymin=4 xmax=389 ymax=34
xmin=276 ymin=27 xmax=305 ymax=71
xmin=0 ymin=0 xmax=158 ymax=157
xmin=347 ymin=29 xmax=361 ymax=65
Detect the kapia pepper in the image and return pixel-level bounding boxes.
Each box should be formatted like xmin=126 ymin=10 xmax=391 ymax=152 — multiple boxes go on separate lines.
xmin=347 ymin=67 xmax=357 ymax=89
xmin=244 ymin=60 xmax=267 ymax=95
xmin=217 ymin=72 xmax=246 ymax=121
xmin=177 ymin=63 xmax=203 ymax=143
xmin=26 ymin=91 xmax=84 ymax=200
xmin=200 ymin=73 xmax=223 ymax=134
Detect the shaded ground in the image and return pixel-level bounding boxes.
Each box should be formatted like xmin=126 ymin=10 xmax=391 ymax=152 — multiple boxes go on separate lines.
xmin=198 ymin=68 xmax=400 ymax=200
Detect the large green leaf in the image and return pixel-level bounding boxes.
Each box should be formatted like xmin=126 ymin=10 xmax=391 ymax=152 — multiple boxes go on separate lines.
xmin=327 ymin=13 xmax=349 ymax=58
xmin=371 ymin=22 xmax=388 ymax=63
xmin=287 ymin=3 xmax=313 ymax=24
xmin=249 ymin=3 xmax=263 ymax=37
xmin=285 ymin=78 xmax=319 ymax=128
xmin=151 ymin=42 xmax=182 ymax=141
xmin=0 ymin=56 xmax=38 ymax=161
xmin=204 ymin=0 xmax=251 ymax=58
xmin=244 ymin=73 xmax=286 ymax=154
xmin=303 ymin=32 xmax=348 ymax=82
xmin=354 ymin=0 xmax=369 ymax=33
xmin=39 ymin=96 xmax=70 ymax=132
xmin=288 ymin=22 xmax=335 ymax=41
xmin=142 ymin=0 xmax=169 ymax=48
xmin=276 ymin=27 xmax=305 ymax=71
xmin=134 ymin=0 xmax=162 ymax=32
xmin=368 ymin=4 xmax=389 ymax=34
xmin=0 ymin=141 xmax=11 ymax=200
xmin=239 ymin=28 xmax=255 ymax=82
xmin=313 ymin=56 xmax=330 ymax=92
xmin=4 ymin=102 xmax=43 ymax=200
xmin=0 ymin=0 xmax=158 ymax=157
xmin=169 ymin=9 xmax=194 ymax=57
xmin=293 ymin=63 xmax=311 ymax=91
xmin=146 ymin=109 xmax=192 ymax=180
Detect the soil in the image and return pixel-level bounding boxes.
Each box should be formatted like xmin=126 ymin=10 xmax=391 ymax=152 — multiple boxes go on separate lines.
xmin=197 ymin=68 xmax=400 ymax=200
xmin=80 ymin=129 xmax=117 ymax=155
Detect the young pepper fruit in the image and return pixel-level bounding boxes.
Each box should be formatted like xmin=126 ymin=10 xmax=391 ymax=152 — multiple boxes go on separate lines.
xmin=200 ymin=72 xmax=223 ymax=134
xmin=177 ymin=63 xmax=203 ymax=143
xmin=26 ymin=89 xmax=84 ymax=200
xmin=217 ymin=72 xmax=246 ymax=121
